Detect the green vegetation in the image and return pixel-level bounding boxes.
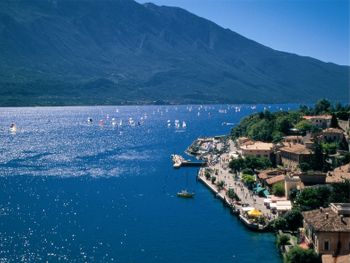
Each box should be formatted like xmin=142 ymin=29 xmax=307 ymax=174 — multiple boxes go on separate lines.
xmin=229 ymin=156 xmax=272 ymax=172
xmin=242 ymin=174 xmax=255 ymax=189
xmin=284 ymin=247 xmax=320 ymax=263
xmin=211 ymin=176 xmax=216 ymax=184
xmin=295 ymin=186 xmax=331 ymax=211
xmin=232 ymin=110 xmax=302 ymax=142
xmin=294 ymin=181 xmax=350 ymax=211
xmin=231 ymin=100 xmax=350 ymax=143
xmin=272 ymin=182 xmax=285 ymax=197
xmin=227 ymin=189 xmax=240 ymax=201
xmin=217 ymin=180 xmax=225 ymax=191
xmin=277 ymin=233 xmax=290 ymax=248
xmin=270 ymin=209 xmax=303 ymax=232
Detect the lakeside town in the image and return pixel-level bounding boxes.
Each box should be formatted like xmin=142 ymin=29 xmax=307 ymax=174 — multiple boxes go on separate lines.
xmin=175 ymin=100 xmax=350 ymax=263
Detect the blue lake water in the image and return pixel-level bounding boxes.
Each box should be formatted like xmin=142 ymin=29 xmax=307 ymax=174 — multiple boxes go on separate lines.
xmin=0 ymin=104 xmax=295 ymax=262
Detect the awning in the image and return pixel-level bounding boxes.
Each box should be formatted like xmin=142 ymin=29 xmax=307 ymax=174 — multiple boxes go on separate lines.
xmin=242 ymin=207 xmax=255 ymax=212
xmin=263 ymin=190 xmax=270 ymax=197
xmin=248 ymin=208 xmax=263 ymax=217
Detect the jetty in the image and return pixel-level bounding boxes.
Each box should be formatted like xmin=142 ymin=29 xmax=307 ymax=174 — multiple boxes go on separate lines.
xmin=171 ymin=154 xmax=206 ymax=168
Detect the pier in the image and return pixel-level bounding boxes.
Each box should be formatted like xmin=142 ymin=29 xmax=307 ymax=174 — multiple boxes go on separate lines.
xmin=171 ymin=154 xmax=206 ymax=168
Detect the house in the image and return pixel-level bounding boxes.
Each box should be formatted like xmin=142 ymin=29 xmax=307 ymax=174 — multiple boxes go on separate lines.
xmin=303 ymin=115 xmax=332 ymax=128
xmin=321 ymin=128 xmax=345 ymax=142
xmin=278 ymin=143 xmax=313 ymax=170
xmin=240 ymin=141 xmax=274 ymax=159
xmin=302 ymin=203 xmax=350 ymax=256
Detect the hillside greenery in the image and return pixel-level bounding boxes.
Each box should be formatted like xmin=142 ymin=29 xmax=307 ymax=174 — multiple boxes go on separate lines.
xmin=231 ymin=99 xmax=350 ymax=143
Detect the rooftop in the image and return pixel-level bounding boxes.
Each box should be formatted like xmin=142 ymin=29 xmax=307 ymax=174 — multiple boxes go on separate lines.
xmin=280 ymin=143 xmax=313 ymax=155
xmin=322 ymin=127 xmax=344 ymax=134
xmin=302 ymin=204 xmax=350 ymax=232
xmin=303 ymin=115 xmax=332 ymax=120
xmin=241 ymin=141 xmax=273 ymax=151
xmin=266 ymin=175 xmax=285 ymax=185
xmin=326 ymin=163 xmax=350 ymax=183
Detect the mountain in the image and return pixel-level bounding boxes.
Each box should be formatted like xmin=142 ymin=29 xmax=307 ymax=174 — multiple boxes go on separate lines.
xmin=0 ymin=0 xmax=348 ymax=106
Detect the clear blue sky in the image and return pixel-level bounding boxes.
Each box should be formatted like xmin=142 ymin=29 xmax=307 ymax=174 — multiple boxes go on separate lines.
xmin=137 ymin=0 xmax=349 ymax=66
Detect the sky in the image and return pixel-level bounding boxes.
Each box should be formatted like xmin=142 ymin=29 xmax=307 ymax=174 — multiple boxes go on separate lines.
xmin=137 ymin=0 xmax=349 ymax=66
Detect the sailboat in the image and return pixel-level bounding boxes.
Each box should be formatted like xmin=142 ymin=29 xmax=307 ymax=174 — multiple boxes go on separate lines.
xmin=177 ymin=173 xmax=194 ymax=198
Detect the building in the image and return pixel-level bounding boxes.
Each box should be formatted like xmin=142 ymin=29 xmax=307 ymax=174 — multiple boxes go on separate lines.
xmin=321 ymin=128 xmax=345 ymax=142
xmin=240 ymin=141 xmax=274 ymax=159
xmin=278 ymin=143 xmax=313 ymax=170
xmin=303 ymin=115 xmax=332 ymax=128
xmin=284 ymin=174 xmax=303 ymax=199
xmin=302 ymin=203 xmax=350 ymax=256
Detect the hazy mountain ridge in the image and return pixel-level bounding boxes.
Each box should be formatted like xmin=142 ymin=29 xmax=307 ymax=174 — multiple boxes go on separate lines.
xmin=0 ymin=0 xmax=348 ymax=106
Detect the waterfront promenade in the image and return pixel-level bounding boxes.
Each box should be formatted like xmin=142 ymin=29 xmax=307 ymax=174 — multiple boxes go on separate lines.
xmin=198 ymin=139 xmax=273 ymax=218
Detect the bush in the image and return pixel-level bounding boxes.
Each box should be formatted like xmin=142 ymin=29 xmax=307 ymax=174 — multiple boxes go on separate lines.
xmin=272 ymin=182 xmax=285 ymax=197
xmin=285 ymin=247 xmax=320 ymax=263
xmin=277 ymin=233 xmax=290 ymax=248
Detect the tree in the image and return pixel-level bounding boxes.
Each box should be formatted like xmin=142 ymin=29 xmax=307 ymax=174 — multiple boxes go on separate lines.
xmin=329 ymin=180 xmax=350 ymax=203
xmin=295 ymin=186 xmax=331 ymax=211
xmin=229 ymin=158 xmax=246 ymax=172
xmin=211 ymin=176 xmax=216 ymax=184
xmin=285 ymin=247 xmax=320 ymax=263
xmin=217 ymin=180 xmax=225 ymax=191
xmin=227 ymin=189 xmax=239 ymax=201
xmin=295 ymin=120 xmax=312 ymax=134
xmin=272 ymin=182 xmax=285 ymax=197
xmin=330 ymin=114 xmax=339 ymax=128
xmin=299 ymin=162 xmax=311 ymax=172
xmin=205 ymin=170 xmax=211 ymax=180
xmin=241 ymin=168 xmax=254 ymax=175
xmin=314 ymin=99 xmax=331 ymax=115
xmin=242 ymin=174 xmax=255 ymax=189
xmin=269 ymin=217 xmax=288 ymax=231
xmin=284 ymin=209 xmax=303 ymax=232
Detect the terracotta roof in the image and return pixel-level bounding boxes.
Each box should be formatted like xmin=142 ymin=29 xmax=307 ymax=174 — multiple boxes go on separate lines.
xmin=241 ymin=141 xmax=273 ymax=151
xmin=326 ymin=163 xmax=350 ymax=183
xmin=280 ymin=143 xmax=313 ymax=155
xmin=266 ymin=175 xmax=285 ymax=185
xmin=258 ymin=169 xmax=284 ymax=179
xmin=322 ymin=254 xmax=350 ymax=263
xmin=302 ymin=207 xmax=350 ymax=232
xmin=303 ymin=115 xmax=332 ymax=120
xmin=322 ymin=128 xmax=344 ymax=134
xmin=258 ymin=172 xmax=269 ymax=179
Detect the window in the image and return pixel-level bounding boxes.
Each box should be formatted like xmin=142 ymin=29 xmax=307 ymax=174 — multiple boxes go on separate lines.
xmin=324 ymin=240 xmax=330 ymax=251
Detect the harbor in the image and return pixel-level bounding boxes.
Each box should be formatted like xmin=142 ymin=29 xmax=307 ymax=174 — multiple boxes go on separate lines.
xmin=175 ymin=135 xmax=276 ymax=232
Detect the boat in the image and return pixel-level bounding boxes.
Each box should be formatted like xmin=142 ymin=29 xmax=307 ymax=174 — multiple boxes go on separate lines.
xmin=177 ymin=173 xmax=195 ymax=198
xmin=9 ymin=123 xmax=17 ymax=133
xmin=177 ymin=189 xmax=195 ymax=198
xmin=182 ymin=121 xmax=187 ymax=128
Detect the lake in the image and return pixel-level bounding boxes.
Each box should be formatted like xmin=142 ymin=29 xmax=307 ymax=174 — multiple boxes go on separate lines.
xmin=0 ymin=104 xmax=295 ymax=262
